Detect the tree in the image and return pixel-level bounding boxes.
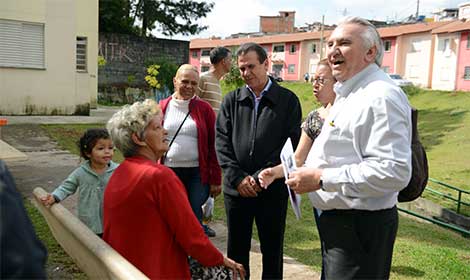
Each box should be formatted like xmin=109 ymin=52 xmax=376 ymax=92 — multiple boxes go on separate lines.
xmin=99 ymin=0 xmax=138 ymax=35
xmin=99 ymin=0 xmax=214 ymax=37
xmin=132 ymin=0 xmax=214 ymax=37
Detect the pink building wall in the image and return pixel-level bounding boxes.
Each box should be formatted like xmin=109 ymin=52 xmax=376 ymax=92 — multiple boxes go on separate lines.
xmin=456 ymin=31 xmax=470 ymax=91
xmin=261 ymin=44 xmax=272 ymax=71
xmin=189 ymin=49 xmax=201 ymax=70
xmin=284 ymin=42 xmax=300 ymax=81
xmin=382 ymin=37 xmax=396 ymax=74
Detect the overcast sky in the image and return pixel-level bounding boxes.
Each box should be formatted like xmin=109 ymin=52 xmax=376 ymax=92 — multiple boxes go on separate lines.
xmin=152 ymin=0 xmax=464 ymax=40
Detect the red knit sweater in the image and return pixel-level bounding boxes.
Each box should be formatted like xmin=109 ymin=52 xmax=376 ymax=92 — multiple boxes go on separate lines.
xmin=103 ymin=156 xmax=224 ymax=279
xmin=160 ymin=96 xmax=222 ymax=185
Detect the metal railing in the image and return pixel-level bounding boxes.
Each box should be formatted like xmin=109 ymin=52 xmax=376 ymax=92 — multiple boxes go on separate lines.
xmin=426 ymin=178 xmax=470 ymax=214
xmin=398 ymin=177 xmax=470 ymax=237
xmin=398 ymin=207 xmax=470 ymax=236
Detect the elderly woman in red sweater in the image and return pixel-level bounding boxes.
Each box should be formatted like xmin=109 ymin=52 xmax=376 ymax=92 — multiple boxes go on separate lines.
xmin=159 ymin=64 xmax=221 ymax=237
xmin=104 ymin=99 xmax=245 ymax=279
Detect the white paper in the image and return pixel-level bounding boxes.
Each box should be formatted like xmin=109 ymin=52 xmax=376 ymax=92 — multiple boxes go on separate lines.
xmin=280 ymin=138 xmax=302 ymax=220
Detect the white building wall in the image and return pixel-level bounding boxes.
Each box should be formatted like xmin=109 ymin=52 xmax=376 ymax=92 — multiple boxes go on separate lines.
xmin=431 ymin=33 xmax=459 ymax=90
xmin=0 ymin=0 xmax=96 ymax=115
xmin=401 ymin=33 xmax=433 ymax=88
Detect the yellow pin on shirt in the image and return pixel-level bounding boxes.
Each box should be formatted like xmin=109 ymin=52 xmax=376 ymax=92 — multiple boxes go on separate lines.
xmin=329 ymin=120 xmax=335 ymax=127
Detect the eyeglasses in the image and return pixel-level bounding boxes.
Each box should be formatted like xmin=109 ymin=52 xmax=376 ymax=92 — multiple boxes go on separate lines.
xmin=312 ymin=77 xmax=332 ymax=85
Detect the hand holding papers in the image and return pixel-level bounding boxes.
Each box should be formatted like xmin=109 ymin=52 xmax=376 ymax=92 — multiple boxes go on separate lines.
xmin=280 ymin=138 xmax=302 ymax=220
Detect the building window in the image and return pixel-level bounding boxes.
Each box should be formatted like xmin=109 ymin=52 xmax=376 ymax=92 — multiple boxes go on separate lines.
xmin=201 ymin=65 xmax=210 ymax=73
xmin=467 ymin=33 xmax=470 ymax=49
xmin=382 ymin=66 xmax=390 ymax=73
xmin=384 ymin=40 xmax=392 ymax=52
xmin=288 ymin=64 xmax=295 ymax=74
xmin=192 ymin=51 xmax=198 ymax=58
xmin=0 ymin=19 xmax=44 ymax=69
xmin=273 ymin=44 xmax=285 ymax=53
xmin=76 ymin=37 xmax=87 ymax=72
xmin=201 ymin=49 xmax=211 ymax=56
xmin=311 ymin=43 xmax=317 ymax=53
xmin=410 ymin=39 xmax=421 ymax=52
xmin=290 ymin=44 xmax=296 ymax=53
xmin=464 ymin=66 xmax=470 ymax=80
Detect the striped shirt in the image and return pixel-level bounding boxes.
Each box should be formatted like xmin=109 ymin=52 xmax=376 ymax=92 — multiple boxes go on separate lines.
xmin=198 ymin=72 xmax=222 ymax=113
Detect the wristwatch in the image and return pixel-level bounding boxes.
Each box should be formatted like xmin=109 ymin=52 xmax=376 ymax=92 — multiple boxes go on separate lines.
xmin=319 ymin=175 xmax=325 ymax=191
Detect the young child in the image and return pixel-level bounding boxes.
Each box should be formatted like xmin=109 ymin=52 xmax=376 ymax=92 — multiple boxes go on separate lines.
xmin=41 ymin=128 xmax=118 ymax=237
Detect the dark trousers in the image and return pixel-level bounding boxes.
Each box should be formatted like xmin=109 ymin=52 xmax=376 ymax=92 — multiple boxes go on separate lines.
xmin=224 ymin=191 xmax=288 ymax=280
xmin=317 ymin=206 xmax=398 ymax=280
xmin=170 ymin=167 xmax=209 ymax=225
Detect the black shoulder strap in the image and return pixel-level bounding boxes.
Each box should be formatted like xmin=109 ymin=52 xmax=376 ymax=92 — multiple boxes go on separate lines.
xmin=167 ymin=108 xmax=191 ymax=149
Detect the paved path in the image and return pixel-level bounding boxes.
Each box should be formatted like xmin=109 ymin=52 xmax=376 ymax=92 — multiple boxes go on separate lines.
xmin=1 ymin=107 xmax=319 ymax=279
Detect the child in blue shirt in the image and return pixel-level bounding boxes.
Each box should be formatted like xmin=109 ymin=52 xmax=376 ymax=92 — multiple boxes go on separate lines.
xmin=41 ymin=128 xmax=118 ymax=236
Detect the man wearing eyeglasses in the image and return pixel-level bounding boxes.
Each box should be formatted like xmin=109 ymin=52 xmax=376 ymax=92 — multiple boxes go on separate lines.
xmin=287 ymin=17 xmax=412 ymax=279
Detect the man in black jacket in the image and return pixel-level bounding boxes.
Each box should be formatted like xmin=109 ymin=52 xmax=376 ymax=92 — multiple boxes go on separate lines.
xmin=216 ymin=42 xmax=301 ymax=279
xmin=0 ymin=160 xmax=47 ymax=279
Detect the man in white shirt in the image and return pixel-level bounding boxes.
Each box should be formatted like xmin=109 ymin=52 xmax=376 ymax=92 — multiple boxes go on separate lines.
xmin=286 ymin=17 xmax=412 ymax=279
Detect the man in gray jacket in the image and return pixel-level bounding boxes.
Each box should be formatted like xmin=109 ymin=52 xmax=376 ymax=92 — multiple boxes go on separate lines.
xmin=216 ymin=42 xmax=301 ymax=279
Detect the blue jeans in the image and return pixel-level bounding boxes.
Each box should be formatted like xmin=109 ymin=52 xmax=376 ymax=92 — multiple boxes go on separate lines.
xmin=170 ymin=167 xmax=209 ymax=224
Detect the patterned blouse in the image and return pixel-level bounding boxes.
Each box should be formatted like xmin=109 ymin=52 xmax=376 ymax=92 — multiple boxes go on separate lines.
xmin=301 ymin=109 xmax=324 ymax=140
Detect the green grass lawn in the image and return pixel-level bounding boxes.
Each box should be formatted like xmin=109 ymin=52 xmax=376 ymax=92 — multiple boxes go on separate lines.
xmin=24 ymin=199 xmax=87 ymax=279
xmin=36 ymin=86 xmax=470 ymax=279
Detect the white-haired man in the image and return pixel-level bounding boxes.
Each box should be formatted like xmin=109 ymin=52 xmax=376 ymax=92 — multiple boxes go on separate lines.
xmin=286 ymin=17 xmax=412 ymax=279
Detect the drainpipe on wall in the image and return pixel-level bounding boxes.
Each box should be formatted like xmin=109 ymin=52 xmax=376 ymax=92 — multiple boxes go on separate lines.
xmin=454 ymin=32 xmax=462 ymax=91
xmin=319 ymin=15 xmax=325 ymax=60
xmin=428 ymin=34 xmax=436 ymax=89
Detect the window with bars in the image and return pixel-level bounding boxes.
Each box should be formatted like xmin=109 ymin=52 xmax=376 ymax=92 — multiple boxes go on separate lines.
xmin=464 ymin=66 xmax=470 ymax=80
xmin=201 ymin=65 xmax=210 ymax=72
xmin=384 ymin=40 xmax=392 ymax=52
xmin=201 ymin=49 xmax=210 ymax=56
xmin=289 ymin=44 xmax=296 ymax=53
xmin=76 ymin=37 xmax=87 ymax=72
xmin=288 ymin=64 xmax=295 ymax=74
xmin=311 ymin=43 xmax=317 ymax=53
xmin=192 ymin=50 xmax=198 ymax=58
xmin=0 ymin=19 xmax=45 ymax=69
xmin=467 ymin=33 xmax=470 ymax=49
xmin=273 ymin=44 xmax=285 ymax=53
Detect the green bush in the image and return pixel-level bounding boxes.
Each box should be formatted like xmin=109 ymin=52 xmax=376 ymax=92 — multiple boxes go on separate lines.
xmin=145 ymin=58 xmax=178 ymax=93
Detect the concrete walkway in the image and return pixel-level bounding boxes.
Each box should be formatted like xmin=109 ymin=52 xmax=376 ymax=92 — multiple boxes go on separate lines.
xmin=1 ymin=107 xmax=319 ymax=279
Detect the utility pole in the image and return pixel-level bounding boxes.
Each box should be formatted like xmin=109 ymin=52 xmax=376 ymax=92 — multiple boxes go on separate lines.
xmin=319 ymin=15 xmax=325 ymax=60
xmin=416 ymin=0 xmax=420 ymax=20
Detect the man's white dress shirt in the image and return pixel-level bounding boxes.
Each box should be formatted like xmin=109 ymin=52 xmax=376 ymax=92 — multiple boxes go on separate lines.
xmin=306 ymin=64 xmax=412 ymax=211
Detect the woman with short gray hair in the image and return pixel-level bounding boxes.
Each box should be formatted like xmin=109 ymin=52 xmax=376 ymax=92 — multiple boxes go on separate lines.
xmin=103 ymin=99 xmax=245 ymax=279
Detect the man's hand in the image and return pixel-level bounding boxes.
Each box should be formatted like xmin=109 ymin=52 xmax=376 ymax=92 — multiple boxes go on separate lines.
xmin=286 ymin=167 xmax=323 ymax=194
xmin=236 ymin=176 xmax=262 ymax=197
xmin=210 ymin=184 xmax=222 ymax=197
xmin=258 ymin=165 xmax=283 ymax=189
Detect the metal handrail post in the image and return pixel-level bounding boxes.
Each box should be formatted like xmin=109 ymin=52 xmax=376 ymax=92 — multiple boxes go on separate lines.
xmin=457 ymin=191 xmax=462 ymax=214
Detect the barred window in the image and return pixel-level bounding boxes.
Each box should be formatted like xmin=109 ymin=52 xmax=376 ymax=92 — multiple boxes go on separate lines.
xmin=273 ymin=44 xmax=285 ymax=53
xmin=76 ymin=37 xmax=87 ymax=72
xmin=311 ymin=43 xmax=317 ymax=53
xmin=464 ymin=66 xmax=470 ymax=80
xmin=384 ymin=40 xmax=392 ymax=52
xmin=288 ymin=64 xmax=295 ymax=74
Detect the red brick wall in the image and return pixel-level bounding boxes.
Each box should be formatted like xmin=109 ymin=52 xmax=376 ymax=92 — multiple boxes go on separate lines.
xmin=260 ymin=12 xmax=295 ymax=33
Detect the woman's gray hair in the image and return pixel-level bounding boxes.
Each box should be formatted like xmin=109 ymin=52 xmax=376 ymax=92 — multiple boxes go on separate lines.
xmin=338 ymin=16 xmax=384 ymax=66
xmin=106 ymin=99 xmax=161 ymax=157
